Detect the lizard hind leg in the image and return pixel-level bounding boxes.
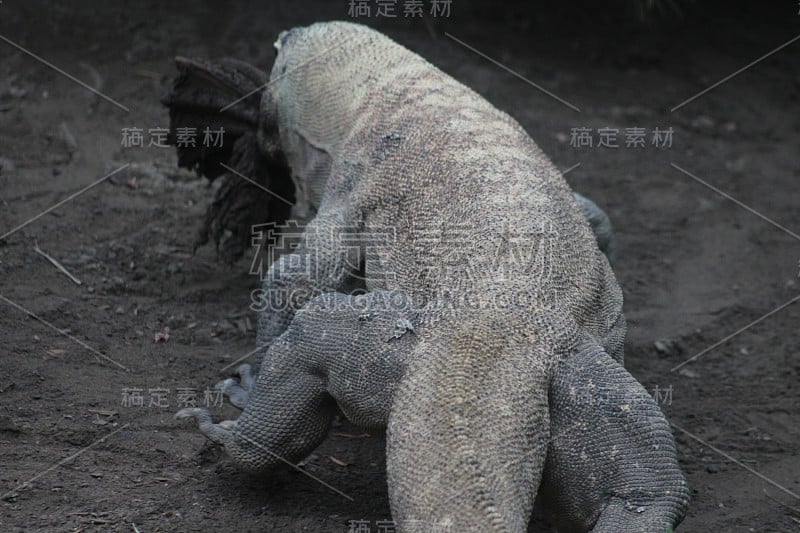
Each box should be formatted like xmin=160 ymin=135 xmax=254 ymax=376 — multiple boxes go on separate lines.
xmin=572 ymin=192 xmax=617 ymax=266
xmin=539 ymin=338 xmax=689 ymax=532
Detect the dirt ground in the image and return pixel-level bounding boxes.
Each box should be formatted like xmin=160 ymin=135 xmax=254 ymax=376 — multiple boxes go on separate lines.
xmin=1 ymin=1 xmax=799 ymax=531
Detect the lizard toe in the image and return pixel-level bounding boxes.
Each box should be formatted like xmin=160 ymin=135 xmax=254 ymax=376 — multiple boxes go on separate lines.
xmin=235 ymin=363 xmax=256 ymax=390
xmin=215 ymin=377 xmax=250 ymax=410
xmin=175 ymin=407 xmax=235 ymax=446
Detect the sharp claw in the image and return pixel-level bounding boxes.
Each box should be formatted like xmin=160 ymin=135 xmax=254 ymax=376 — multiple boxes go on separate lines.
xmin=218 ymin=420 xmax=237 ymax=430
xmin=235 ymin=363 xmax=255 ymax=390
xmin=215 ymin=378 xmax=236 ymax=391
xmin=212 ymin=373 xmax=251 ymax=410
xmin=174 ymin=407 xmax=234 ymax=446
xmin=175 ymin=407 xmax=210 ymax=421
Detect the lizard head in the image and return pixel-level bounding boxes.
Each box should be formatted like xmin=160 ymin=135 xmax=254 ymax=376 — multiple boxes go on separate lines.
xmin=262 ymin=22 xmax=366 ymax=221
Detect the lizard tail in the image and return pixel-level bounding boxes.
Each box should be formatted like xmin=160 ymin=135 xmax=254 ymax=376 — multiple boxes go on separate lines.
xmin=386 ymin=312 xmax=554 ymax=531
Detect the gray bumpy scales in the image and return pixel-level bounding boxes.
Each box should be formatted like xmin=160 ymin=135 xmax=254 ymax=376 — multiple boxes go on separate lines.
xmin=175 ymin=21 xmax=689 ymax=532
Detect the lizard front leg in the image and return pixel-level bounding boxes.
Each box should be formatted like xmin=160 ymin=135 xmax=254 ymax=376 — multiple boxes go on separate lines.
xmin=213 ymin=204 xmax=366 ymax=411
xmin=255 ymin=205 xmax=362 ymax=348
xmin=177 ymin=290 xmax=418 ymax=471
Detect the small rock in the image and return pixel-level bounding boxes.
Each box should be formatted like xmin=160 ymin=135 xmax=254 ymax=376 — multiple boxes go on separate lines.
xmin=724 ymin=157 xmax=746 ymax=173
xmin=0 ymin=157 xmax=16 ymax=173
xmin=653 ymin=338 xmax=682 ymax=357
xmin=0 ymin=416 xmax=21 ymax=434
xmin=7 ymin=86 xmax=26 ymax=98
xmin=706 ymin=464 xmax=719 ymax=473
xmin=678 ymin=367 xmax=699 ymax=379
xmin=691 ymin=115 xmax=715 ymax=129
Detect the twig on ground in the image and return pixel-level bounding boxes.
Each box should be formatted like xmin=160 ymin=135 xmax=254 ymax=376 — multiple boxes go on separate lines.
xmin=33 ymin=240 xmax=82 ymax=285
xmin=764 ymin=489 xmax=800 ymax=515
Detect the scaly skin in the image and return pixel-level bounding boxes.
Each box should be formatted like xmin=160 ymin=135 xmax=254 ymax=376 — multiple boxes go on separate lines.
xmin=175 ymin=21 xmax=689 ymax=531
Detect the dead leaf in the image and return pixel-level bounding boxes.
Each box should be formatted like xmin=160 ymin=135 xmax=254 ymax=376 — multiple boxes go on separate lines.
xmin=154 ymin=327 xmax=171 ymax=343
xmin=126 ymin=176 xmax=138 ymax=189
xmin=46 ymin=348 xmax=65 ymax=357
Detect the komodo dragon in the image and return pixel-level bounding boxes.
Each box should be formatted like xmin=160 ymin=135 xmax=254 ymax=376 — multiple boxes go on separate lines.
xmin=174 ymin=21 xmax=689 ymax=532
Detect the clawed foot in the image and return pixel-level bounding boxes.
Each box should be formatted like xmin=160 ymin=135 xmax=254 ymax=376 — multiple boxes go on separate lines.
xmin=175 ymin=363 xmax=256 ymax=446
xmin=175 ymin=407 xmax=236 ymax=445
xmin=175 ymin=365 xmax=256 ymax=443
xmin=215 ymin=363 xmax=256 ymax=409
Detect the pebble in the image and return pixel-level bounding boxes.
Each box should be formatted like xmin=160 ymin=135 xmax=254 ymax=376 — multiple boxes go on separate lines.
xmin=654 ymin=338 xmax=682 ymax=357
xmin=0 ymin=157 xmax=16 ymax=172
xmin=691 ymin=115 xmax=715 ymax=129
